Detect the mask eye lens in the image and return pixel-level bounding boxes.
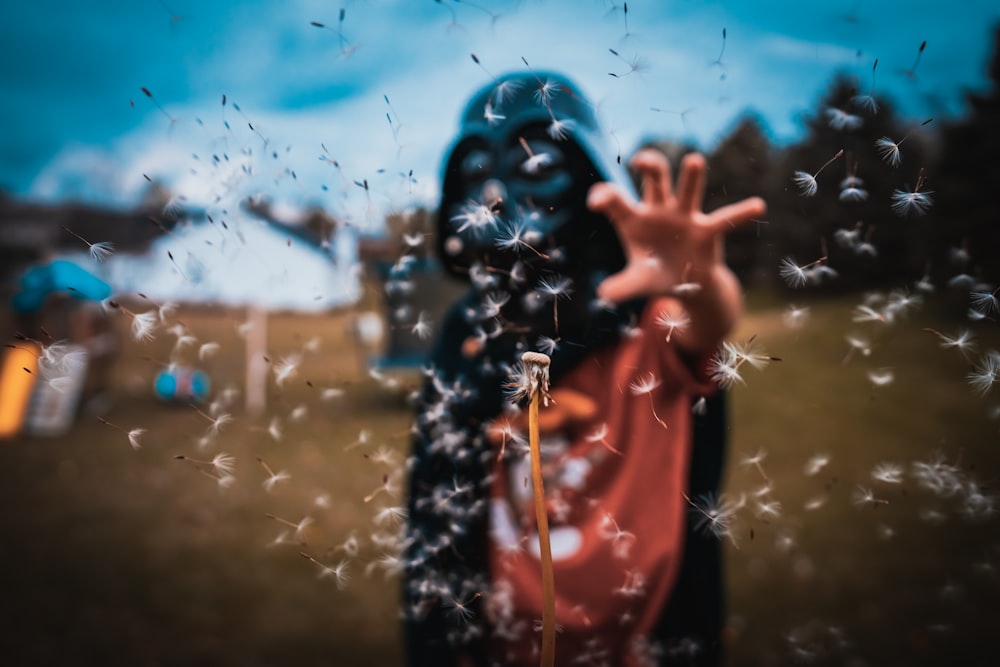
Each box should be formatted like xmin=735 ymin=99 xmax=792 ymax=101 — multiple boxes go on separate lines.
xmin=459 ymin=149 xmax=493 ymax=183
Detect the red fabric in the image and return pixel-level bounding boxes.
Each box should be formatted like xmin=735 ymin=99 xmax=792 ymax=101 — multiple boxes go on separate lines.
xmin=487 ymin=299 xmax=718 ymax=666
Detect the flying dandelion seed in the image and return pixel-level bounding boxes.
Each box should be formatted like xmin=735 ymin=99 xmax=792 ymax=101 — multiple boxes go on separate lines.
xmin=825 ymin=107 xmax=863 ymax=131
xmin=628 ymin=372 xmax=668 ymax=430
xmin=258 ymin=457 xmax=290 ymax=492
xmin=969 ymin=289 xmax=1000 ymax=317
xmin=852 ymin=58 xmax=880 ymax=113
xmin=792 ymin=149 xmax=843 ymax=196
xmin=924 ymin=327 xmax=977 ymax=359
xmin=61 ymin=226 xmax=114 ymax=262
xmin=779 ymin=256 xmax=828 ymax=288
xmin=968 ymin=351 xmax=1000 ymax=395
xmin=685 ymin=492 xmax=745 ymax=543
xmin=890 ymin=182 xmax=933 ymax=217
xmin=654 ymin=309 xmax=690 ymax=342
xmin=875 ymin=118 xmax=933 ymax=167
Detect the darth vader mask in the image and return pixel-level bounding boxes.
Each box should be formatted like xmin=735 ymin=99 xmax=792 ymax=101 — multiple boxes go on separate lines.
xmin=437 ymin=72 xmax=632 ymax=337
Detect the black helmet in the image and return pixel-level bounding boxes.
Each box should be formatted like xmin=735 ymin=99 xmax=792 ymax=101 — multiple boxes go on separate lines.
xmin=436 ymin=71 xmax=631 ymax=287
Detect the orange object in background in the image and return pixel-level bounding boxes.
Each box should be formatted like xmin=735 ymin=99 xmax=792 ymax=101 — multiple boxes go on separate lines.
xmin=0 ymin=341 xmax=41 ymax=439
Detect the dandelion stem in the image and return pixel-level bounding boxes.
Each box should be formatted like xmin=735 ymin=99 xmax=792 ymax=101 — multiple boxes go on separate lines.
xmin=522 ymin=352 xmax=555 ymax=667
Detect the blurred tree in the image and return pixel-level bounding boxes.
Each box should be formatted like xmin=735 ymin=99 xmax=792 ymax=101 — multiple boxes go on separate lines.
xmin=770 ymin=73 xmax=933 ymax=291
xmin=933 ymin=24 xmax=1000 ymax=290
xmin=703 ymin=112 xmax=775 ymax=285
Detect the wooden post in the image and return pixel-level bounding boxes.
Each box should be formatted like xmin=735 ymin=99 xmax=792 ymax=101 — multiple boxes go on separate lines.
xmin=245 ymin=305 xmax=267 ymax=417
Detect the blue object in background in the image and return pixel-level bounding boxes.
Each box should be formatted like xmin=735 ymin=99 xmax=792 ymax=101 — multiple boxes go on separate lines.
xmin=12 ymin=260 xmax=112 ymax=312
xmin=154 ymin=367 xmax=210 ymax=403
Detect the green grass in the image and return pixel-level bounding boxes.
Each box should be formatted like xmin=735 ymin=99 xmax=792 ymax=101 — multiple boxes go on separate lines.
xmin=0 ymin=292 xmax=997 ymax=666
xmin=724 ymin=293 xmax=1000 ymax=666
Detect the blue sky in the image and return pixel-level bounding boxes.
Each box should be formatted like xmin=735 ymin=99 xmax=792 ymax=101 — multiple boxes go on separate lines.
xmin=2 ymin=0 xmax=997 ymax=230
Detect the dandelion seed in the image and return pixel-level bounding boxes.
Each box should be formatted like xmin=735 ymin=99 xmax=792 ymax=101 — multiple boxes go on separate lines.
xmin=333 ymin=531 xmax=360 ymax=558
xmin=599 ymin=513 xmax=637 ymax=560
xmin=450 ymin=200 xmax=500 ymax=236
xmin=537 ymin=274 xmax=573 ymax=334
xmin=127 ymin=428 xmax=145 ymax=450
xmin=968 ymin=350 xmax=1000 ymax=395
xmin=364 ymin=474 xmax=397 ymax=503
xmin=782 ymin=305 xmax=810 ymax=329
xmin=901 ymin=39 xmax=927 ymax=80
xmin=535 ymin=336 xmax=559 ymax=356
xmin=289 ymin=404 xmax=308 ymax=422
xmin=532 ymin=77 xmax=560 ymax=106
xmin=273 ymin=354 xmax=301 ymax=388
xmin=779 ymin=253 xmax=829 ymax=289
xmin=211 ymin=452 xmax=236 ymax=477
xmin=754 ymin=499 xmax=783 ymax=520
xmin=318 ymin=558 xmax=351 ymax=589
xmin=685 ymin=492 xmax=745 ymax=543
xmin=495 ymin=221 xmax=549 ymax=259
xmin=852 ymin=485 xmax=889 ymax=508
xmin=890 ymin=187 xmax=933 ymax=217
xmin=792 ymin=149 xmax=843 ymax=196
xmin=267 ymin=416 xmax=282 ymax=442
xmin=443 ymin=592 xmax=482 ymax=625
xmin=547 ymin=117 xmax=574 ymax=141
xmin=872 ymin=462 xmax=904 ymax=484
xmin=708 ymin=344 xmax=743 ymax=388
xmin=608 ymin=48 xmax=646 ymax=78
xmin=851 ymin=58 xmax=879 ymax=114
xmin=492 ymin=78 xmax=523 ymax=106
xmin=629 ymin=372 xmax=668 ymax=430
xmin=804 ymin=495 xmax=827 ymax=511
xmin=175 ymin=452 xmax=235 ymax=486
xmin=585 ymin=422 xmax=622 ymax=456
xmin=842 ymin=334 xmax=872 ymax=365
xmin=838 ymin=174 xmax=869 ymax=203
xmin=130 ymin=311 xmax=158 ymax=342
xmin=198 ymin=342 xmax=220 ymax=360
xmin=873 ymin=136 xmax=903 ymax=167
xmin=970 ymin=289 xmax=1000 ymax=317
xmin=804 ymin=453 xmax=830 ymax=477
xmin=654 ymin=309 xmax=690 ymax=343
xmin=374 ymin=505 xmax=408 ymax=526
xmin=483 ymin=99 xmax=505 ymax=125
xmin=410 ymin=311 xmax=433 ymax=340
xmin=851 ymin=304 xmax=886 ymax=324
xmin=924 ymin=327 xmax=977 ymax=359
xmin=825 ymin=107 xmax=863 ymax=131
xmin=261 ymin=467 xmax=291 ymax=493
xmin=89 ymin=241 xmax=115 ymax=262
xmin=708 ymin=27 xmax=727 ymax=73
xmin=97 ymin=417 xmax=143 ymax=451
xmin=867 ymin=368 xmax=895 ymax=387
xmin=740 ymin=448 xmax=769 ymax=482
xmin=875 ymin=118 xmax=933 ymax=167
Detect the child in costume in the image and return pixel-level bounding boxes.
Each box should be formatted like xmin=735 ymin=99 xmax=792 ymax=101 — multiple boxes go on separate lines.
xmin=403 ymin=71 xmax=765 ymax=667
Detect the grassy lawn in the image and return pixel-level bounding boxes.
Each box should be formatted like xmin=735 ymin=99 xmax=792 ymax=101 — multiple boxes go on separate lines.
xmin=0 ymin=290 xmax=997 ymax=666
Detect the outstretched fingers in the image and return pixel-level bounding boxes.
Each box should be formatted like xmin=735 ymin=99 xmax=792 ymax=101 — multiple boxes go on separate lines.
xmin=675 ymin=153 xmax=708 ymax=214
xmin=705 ymin=197 xmax=767 ymax=234
xmin=630 ymin=149 xmax=672 ymax=205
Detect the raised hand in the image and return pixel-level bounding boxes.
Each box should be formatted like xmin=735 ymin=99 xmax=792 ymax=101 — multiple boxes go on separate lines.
xmin=587 ymin=149 xmax=766 ymax=350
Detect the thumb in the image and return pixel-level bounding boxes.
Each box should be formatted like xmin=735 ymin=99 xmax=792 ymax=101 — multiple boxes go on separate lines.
xmin=587 ymin=182 xmax=635 ymax=224
xmin=597 ymin=263 xmax=653 ymax=304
